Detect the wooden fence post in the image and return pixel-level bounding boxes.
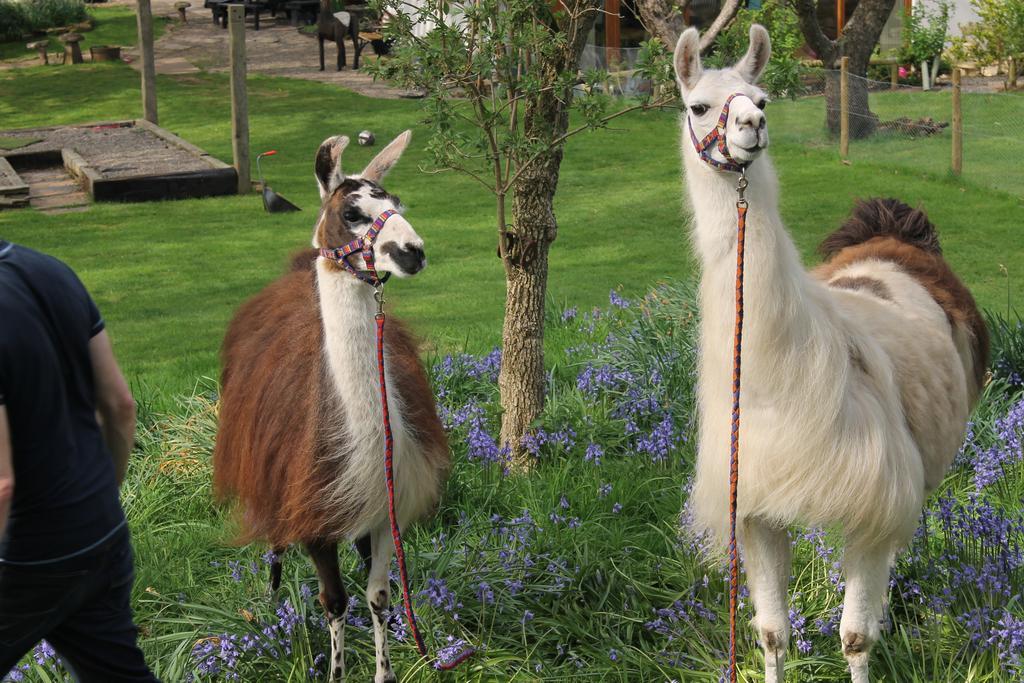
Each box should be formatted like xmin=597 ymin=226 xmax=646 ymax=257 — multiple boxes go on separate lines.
xmin=137 ymin=0 xmax=158 ymax=124
xmin=890 ymin=62 xmax=898 ymax=90
xmin=952 ymin=67 xmax=962 ymax=176
xmin=229 ymin=5 xmax=250 ymax=194
xmin=840 ymin=56 xmax=849 ymax=160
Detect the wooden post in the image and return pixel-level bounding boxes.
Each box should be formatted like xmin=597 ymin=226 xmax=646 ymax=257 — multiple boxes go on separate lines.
xmin=840 ymin=56 xmax=849 ymax=159
xmin=136 ymin=0 xmax=158 ymax=124
xmin=229 ymin=4 xmax=250 ymax=194
xmin=605 ymin=0 xmax=621 ymax=68
xmin=890 ymin=62 xmax=898 ymax=90
xmin=952 ymin=67 xmax=962 ymax=175
xmin=836 ymin=0 xmax=845 ymax=35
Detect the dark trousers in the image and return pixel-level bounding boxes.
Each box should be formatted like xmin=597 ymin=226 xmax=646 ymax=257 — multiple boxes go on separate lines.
xmin=0 ymin=526 xmax=158 ymax=682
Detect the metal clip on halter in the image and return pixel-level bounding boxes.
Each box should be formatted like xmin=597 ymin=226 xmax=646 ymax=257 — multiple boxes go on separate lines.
xmin=374 ymin=283 xmax=386 ymax=318
xmin=736 ymin=170 xmax=748 ymax=208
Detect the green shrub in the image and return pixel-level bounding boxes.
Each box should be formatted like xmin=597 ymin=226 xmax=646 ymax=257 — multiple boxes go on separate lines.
xmin=24 ymin=0 xmax=88 ymax=30
xmin=0 ymin=0 xmax=31 ymax=41
xmin=987 ymin=309 xmax=1024 ymax=391
xmin=0 ymin=0 xmax=88 ymax=41
xmin=951 ymin=0 xmax=1024 ymax=90
xmin=899 ymin=0 xmax=951 ymax=65
xmin=705 ymin=0 xmax=807 ymax=99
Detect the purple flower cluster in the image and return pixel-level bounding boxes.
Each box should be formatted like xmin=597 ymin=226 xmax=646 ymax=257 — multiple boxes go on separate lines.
xmin=418 ymin=576 xmax=462 ymax=615
xmin=962 ymin=398 xmax=1024 ymax=490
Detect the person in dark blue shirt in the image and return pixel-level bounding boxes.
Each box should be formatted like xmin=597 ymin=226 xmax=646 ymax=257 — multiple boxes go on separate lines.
xmin=0 ymin=240 xmax=157 ymax=682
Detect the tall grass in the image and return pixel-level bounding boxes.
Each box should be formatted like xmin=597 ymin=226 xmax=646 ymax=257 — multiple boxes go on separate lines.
xmin=0 ymin=0 xmax=87 ymax=41
xmin=8 ymin=282 xmax=1023 ymax=682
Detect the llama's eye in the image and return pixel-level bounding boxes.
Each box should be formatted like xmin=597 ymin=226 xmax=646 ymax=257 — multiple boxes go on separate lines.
xmin=690 ymin=104 xmax=709 ymax=116
xmin=343 ymin=209 xmax=364 ymax=223
xmin=756 ymin=99 xmax=768 ymax=110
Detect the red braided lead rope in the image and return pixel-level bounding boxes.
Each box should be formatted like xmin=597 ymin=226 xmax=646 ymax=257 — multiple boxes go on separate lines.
xmin=728 ymin=179 xmax=749 ymax=683
xmin=374 ymin=309 xmax=474 ymax=672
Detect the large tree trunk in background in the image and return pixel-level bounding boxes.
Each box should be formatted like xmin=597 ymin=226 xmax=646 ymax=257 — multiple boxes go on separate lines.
xmin=634 ymin=0 xmax=742 ymax=53
xmin=634 ymin=0 xmax=688 ymax=48
xmin=793 ymin=0 xmax=895 ymax=139
xmin=824 ymin=60 xmax=878 ymax=137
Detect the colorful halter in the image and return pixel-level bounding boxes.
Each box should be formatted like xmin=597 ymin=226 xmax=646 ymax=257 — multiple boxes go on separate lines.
xmin=688 ymin=92 xmax=750 ymax=173
xmin=319 ymin=209 xmax=396 ymax=286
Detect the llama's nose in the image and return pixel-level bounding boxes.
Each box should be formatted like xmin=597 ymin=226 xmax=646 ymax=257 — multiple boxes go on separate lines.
xmin=393 ymin=245 xmax=426 ymax=274
xmin=736 ymin=110 xmax=766 ymax=132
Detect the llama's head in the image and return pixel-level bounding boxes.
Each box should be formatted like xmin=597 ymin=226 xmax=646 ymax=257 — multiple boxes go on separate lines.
xmin=674 ymin=24 xmax=771 ymax=169
xmin=313 ymin=130 xmax=426 ymax=278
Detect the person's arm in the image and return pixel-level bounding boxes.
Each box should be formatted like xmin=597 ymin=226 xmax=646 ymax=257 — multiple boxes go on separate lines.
xmin=0 ymin=405 xmax=13 ymax=536
xmin=89 ymin=330 xmax=136 ymax=486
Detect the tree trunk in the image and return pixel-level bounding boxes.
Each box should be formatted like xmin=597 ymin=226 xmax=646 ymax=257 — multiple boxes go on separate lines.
xmin=499 ymin=157 xmax=558 ymax=468
xmin=495 ymin=0 xmax=600 ymax=469
xmin=634 ymin=0 xmax=687 ymax=49
xmin=634 ymin=0 xmax=741 ymax=53
xmin=824 ymin=65 xmax=877 ymax=138
xmin=793 ymin=0 xmax=894 ymax=139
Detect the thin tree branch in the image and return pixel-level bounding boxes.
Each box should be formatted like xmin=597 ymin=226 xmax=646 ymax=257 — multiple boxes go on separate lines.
xmin=505 ymin=95 xmax=677 ymax=189
xmin=698 ymin=0 xmax=742 ymax=51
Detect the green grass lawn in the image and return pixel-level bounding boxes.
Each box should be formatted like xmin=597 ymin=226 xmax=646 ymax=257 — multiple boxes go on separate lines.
xmin=1 ymin=63 xmax=1020 ymax=401
xmin=2 ymin=61 xmax=1024 ymax=682
xmin=769 ymin=84 xmax=1024 ymax=198
xmin=0 ymin=6 xmax=170 ymax=62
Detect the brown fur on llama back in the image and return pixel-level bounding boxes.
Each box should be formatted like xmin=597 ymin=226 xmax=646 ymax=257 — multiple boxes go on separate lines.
xmin=214 ymin=250 xmax=448 ymax=546
xmin=815 ymin=198 xmax=990 ymax=390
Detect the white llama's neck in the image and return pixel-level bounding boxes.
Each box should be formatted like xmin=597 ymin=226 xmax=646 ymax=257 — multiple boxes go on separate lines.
xmin=683 ymin=148 xmax=836 ymax=392
xmin=316 ymin=260 xmax=388 ymax=454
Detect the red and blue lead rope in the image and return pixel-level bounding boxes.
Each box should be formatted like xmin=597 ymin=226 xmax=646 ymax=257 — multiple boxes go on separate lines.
xmin=728 ymin=177 xmax=748 ymax=683
xmin=374 ymin=303 xmax=474 ymax=671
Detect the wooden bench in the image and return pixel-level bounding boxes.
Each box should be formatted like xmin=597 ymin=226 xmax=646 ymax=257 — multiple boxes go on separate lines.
xmin=206 ymin=0 xmax=270 ymax=30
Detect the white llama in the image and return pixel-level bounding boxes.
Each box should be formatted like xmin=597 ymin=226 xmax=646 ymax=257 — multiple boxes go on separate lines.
xmin=673 ymin=25 xmax=988 ymax=682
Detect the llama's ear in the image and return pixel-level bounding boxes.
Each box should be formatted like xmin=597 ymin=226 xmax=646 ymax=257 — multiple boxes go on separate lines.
xmin=315 ymin=135 xmax=350 ymax=200
xmin=735 ymin=24 xmax=771 ymax=84
xmin=361 ymin=130 xmax=412 ymax=183
xmin=673 ymin=27 xmax=703 ymax=94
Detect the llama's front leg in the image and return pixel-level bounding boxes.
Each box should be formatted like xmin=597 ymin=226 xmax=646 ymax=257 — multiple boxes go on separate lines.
xmin=306 ymin=540 xmax=348 ymax=681
xmin=367 ymin=525 xmax=397 ymax=683
xmin=840 ymin=542 xmax=892 ymax=683
xmin=742 ymin=518 xmax=791 ymax=683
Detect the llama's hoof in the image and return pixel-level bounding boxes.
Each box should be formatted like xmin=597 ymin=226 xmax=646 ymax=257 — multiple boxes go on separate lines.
xmin=374 ymin=674 xmax=397 ymax=683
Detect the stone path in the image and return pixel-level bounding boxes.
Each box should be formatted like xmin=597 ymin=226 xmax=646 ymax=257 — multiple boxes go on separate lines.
xmin=117 ymin=0 xmax=414 ymax=99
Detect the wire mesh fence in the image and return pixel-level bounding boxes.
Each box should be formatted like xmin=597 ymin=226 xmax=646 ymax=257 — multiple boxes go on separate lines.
xmin=580 ymin=56 xmax=1021 ymax=198
xmin=768 ymin=68 xmax=1024 ymax=199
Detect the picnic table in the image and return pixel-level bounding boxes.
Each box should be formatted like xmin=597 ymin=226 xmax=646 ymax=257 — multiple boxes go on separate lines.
xmin=205 ymin=0 xmax=287 ymax=30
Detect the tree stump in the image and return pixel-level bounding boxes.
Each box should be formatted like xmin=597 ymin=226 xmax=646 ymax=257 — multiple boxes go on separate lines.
xmin=175 ymin=1 xmax=191 ymax=22
xmin=59 ymin=33 xmax=84 ymax=64
xmin=26 ymin=40 xmax=49 ymax=65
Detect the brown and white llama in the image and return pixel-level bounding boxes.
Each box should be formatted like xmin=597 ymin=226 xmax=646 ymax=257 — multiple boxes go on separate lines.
xmin=213 ymin=131 xmax=449 ymax=683
xmin=672 ymin=26 xmax=989 ymax=682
